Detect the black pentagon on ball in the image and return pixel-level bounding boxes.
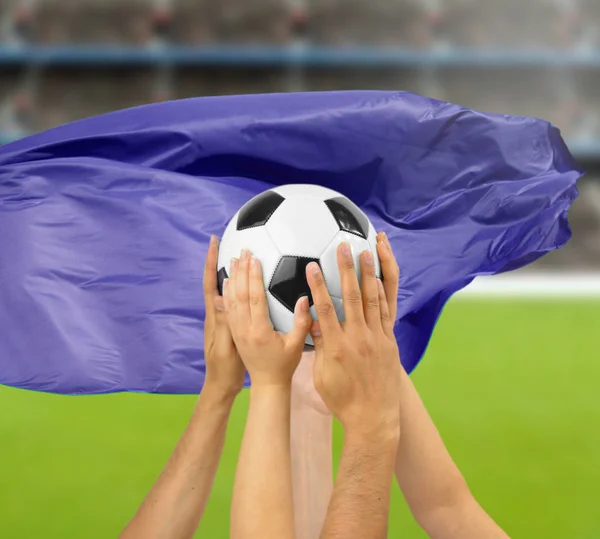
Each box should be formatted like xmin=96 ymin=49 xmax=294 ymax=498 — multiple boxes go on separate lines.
xmin=237 ymin=190 xmax=285 ymax=231
xmin=269 ymin=256 xmax=320 ymax=313
xmin=217 ymin=267 xmax=228 ymax=296
xmin=324 ymin=197 xmax=369 ymax=239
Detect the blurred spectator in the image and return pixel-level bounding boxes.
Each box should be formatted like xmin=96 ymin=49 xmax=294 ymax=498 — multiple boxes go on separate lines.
xmin=0 ymin=68 xmax=31 ymax=137
xmin=0 ymin=0 xmax=21 ymax=43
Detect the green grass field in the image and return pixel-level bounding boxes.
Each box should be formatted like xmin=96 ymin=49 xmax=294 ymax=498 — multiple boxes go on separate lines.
xmin=1 ymin=299 xmax=599 ymax=538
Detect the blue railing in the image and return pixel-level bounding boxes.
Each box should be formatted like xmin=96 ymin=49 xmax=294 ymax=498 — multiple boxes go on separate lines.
xmin=1 ymin=45 xmax=600 ymax=67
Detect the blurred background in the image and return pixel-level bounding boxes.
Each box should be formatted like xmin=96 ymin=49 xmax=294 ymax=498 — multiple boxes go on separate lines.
xmin=0 ymin=0 xmax=599 ymax=538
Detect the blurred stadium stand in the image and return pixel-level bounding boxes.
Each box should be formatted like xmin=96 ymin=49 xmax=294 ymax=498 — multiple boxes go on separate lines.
xmin=0 ymin=0 xmax=599 ymax=269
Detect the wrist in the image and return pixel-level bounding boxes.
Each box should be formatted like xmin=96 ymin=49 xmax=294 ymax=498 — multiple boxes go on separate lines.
xmin=250 ymin=383 xmax=292 ymax=397
xmin=199 ymin=378 xmax=240 ymax=408
xmin=343 ymin=414 xmax=400 ymax=447
xmin=249 ymin=377 xmax=293 ymax=391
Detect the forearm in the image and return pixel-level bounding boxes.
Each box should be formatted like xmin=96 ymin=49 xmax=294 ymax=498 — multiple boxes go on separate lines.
xmin=321 ymin=430 xmax=398 ymax=539
xmin=231 ymin=385 xmax=296 ymax=539
xmin=395 ymin=370 xmax=508 ymax=538
xmin=121 ymin=382 xmax=235 ymax=539
xmin=291 ymin=397 xmax=333 ymax=539
xmin=421 ymin=496 xmax=510 ymax=539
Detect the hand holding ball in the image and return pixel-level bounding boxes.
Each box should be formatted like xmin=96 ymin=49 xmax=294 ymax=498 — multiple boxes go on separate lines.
xmin=217 ymin=185 xmax=381 ymax=344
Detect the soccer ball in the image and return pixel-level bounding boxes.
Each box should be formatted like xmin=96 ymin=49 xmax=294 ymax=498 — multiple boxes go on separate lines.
xmin=216 ymin=184 xmax=381 ymax=344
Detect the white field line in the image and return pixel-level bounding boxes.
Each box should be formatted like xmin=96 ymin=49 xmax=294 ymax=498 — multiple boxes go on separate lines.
xmin=455 ymin=273 xmax=600 ymax=299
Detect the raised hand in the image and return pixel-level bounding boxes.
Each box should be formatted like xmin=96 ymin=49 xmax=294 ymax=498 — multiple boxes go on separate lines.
xmin=227 ymin=248 xmax=313 ymax=539
xmin=306 ymin=241 xmax=403 ymax=539
xmin=306 ymin=242 xmax=402 ymax=437
xmin=223 ymin=248 xmax=312 ymax=387
xmin=203 ymin=235 xmax=245 ymax=398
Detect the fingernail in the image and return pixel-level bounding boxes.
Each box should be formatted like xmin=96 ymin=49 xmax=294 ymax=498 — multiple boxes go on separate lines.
xmin=307 ymin=262 xmax=320 ymax=276
xmin=378 ymin=239 xmax=388 ymax=251
xmin=240 ymin=249 xmax=250 ymax=263
xmin=364 ymin=251 xmax=373 ymax=265
xmin=298 ymin=296 xmax=309 ymax=312
xmin=251 ymin=257 xmax=259 ymax=271
xmin=341 ymin=242 xmax=351 ymax=257
xmin=230 ymin=258 xmax=238 ymax=276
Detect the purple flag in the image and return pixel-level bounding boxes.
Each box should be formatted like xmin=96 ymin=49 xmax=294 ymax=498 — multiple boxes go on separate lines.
xmin=0 ymin=91 xmax=582 ymax=394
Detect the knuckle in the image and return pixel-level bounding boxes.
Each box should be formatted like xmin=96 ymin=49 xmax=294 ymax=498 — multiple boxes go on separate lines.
xmin=341 ymin=257 xmax=355 ymax=271
xmin=357 ymin=339 xmax=373 ymax=356
xmin=249 ymin=293 xmax=263 ymax=307
xmin=366 ymin=296 xmax=380 ymax=310
xmin=346 ymin=290 xmax=362 ymax=305
xmin=249 ymin=331 xmax=268 ymax=347
xmin=364 ymin=262 xmax=376 ymax=277
xmin=316 ymin=301 xmax=335 ymax=317
xmin=330 ymin=348 xmax=344 ymax=362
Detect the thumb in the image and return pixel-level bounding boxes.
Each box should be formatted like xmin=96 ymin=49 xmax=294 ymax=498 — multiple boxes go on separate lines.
xmin=287 ymin=296 xmax=312 ymax=348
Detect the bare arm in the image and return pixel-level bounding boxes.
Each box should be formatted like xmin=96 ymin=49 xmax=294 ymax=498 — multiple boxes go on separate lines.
xmin=120 ymin=384 xmax=236 ymax=539
xmin=291 ymin=353 xmax=334 ymax=539
xmin=226 ymin=250 xmax=312 ymax=539
xmin=231 ymin=385 xmax=296 ymax=538
xmin=321 ymin=428 xmax=399 ymax=539
xmin=375 ymin=231 xmax=509 ymax=539
xmin=306 ymin=245 xmax=403 ymax=539
xmin=395 ymin=371 xmax=509 ymax=539
xmin=121 ymin=235 xmax=245 ymax=539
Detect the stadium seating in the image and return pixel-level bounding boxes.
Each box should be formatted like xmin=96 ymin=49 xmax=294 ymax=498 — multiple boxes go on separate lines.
xmin=171 ymin=0 xmax=292 ymax=45
xmin=306 ymin=0 xmax=433 ymax=47
xmin=34 ymin=68 xmax=157 ymax=131
xmin=441 ymin=0 xmax=578 ymax=49
xmin=29 ymin=0 xmax=154 ymax=45
xmin=174 ymin=67 xmax=289 ymax=98
xmin=0 ymin=0 xmax=599 ymax=237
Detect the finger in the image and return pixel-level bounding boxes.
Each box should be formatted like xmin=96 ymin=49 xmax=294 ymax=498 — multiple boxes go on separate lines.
xmin=309 ymin=320 xmax=324 ymax=354
xmin=360 ymin=249 xmax=381 ymax=330
xmin=376 ymin=233 xmax=400 ymax=322
xmin=213 ymin=295 xmax=227 ymax=321
xmin=249 ymin=256 xmax=271 ymax=327
xmin=306 ymin=261 xmax=342 ymax=338
xmin=235 ymin=249 xmax=251 ymax=325
xmin=222 ymin=277 xmax=235 ymax=330
xmin=377 ymin=279 xmax=393 ymax=336
xmin=286 ymin=296 xmax=312 ymax=349
xmin=203 ymin=236 xmax=219 ymax=316
xmin=225 ymin=259 xmax=238 ymax=311
xmin=336 ymin=242 xmax=365 ymax=327
xmin=378 ymin=231 xmax=400 ymax=274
